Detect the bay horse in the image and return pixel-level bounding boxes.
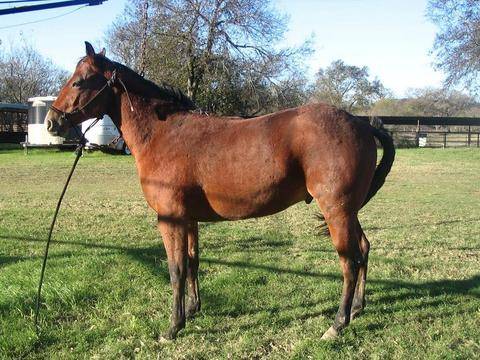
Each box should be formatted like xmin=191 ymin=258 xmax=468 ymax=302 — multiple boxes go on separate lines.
xmin=45 ymin=42 xmax=395 ymax=340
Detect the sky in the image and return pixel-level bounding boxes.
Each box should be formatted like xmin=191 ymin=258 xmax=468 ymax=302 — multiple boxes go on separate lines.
xmin=0 ymin=0 xmax=444 ymax=97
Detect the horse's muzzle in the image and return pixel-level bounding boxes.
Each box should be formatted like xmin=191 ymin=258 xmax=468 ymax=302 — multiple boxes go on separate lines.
xmin=45 ymin=110 xmax=67 ymax=136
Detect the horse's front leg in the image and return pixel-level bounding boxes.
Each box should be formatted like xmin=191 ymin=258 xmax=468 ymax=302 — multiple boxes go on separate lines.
xmin=158 ymin=218 xmax=188 ymax=340
xmin=186 ymin=221 xmax=201 ymax=318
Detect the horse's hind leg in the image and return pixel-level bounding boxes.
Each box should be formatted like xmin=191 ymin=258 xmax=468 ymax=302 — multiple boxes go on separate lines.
xmin=186 ymin=221 xmax=201 ymax=318
xmin=351 ymin=221 xmax=370 ymax=321
xmin=321 ymin=210 xmax=363 ymax=340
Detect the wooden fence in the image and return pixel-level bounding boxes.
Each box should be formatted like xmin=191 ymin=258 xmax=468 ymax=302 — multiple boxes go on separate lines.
xmin=357 ymin=116 xmax=480 ymax=148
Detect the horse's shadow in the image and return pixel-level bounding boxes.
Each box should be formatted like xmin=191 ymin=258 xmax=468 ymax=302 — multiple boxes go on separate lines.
xmin=1 ymin=233 xmax=479 ymax=329
xmin=195 ymin=254 xmax=480 ymax=332
xmin=364 ymin=217 xmax=480 ymax=232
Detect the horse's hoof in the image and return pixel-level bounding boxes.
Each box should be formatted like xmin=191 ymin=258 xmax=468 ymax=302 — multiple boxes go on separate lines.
xmin=321 ymin=326 xmax=339 ymax=340
xmin=350 ymin=307 xmax=363 ymax=321
xmin=158 ymin=329 xmax=177 ymax=342
xmin=186 ymin=302 xmax=201 ymax=319
xmin=158 ymin=335 xmax=173 ymax=343
xmin=186 ymin=309 xmax=198 ymax=319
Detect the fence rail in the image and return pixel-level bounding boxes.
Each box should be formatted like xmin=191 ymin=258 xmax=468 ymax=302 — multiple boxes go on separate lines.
xmin=357 ymin=116 xmax=480 ymax=126
xmin=388 ymin=129 xmax=480 ymax=148
xmin=357 ymin=116 xmax=480 ymax=148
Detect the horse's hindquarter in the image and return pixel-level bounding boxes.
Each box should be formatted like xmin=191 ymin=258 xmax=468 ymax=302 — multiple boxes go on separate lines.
xmin=298 ymin=105 xmax=378 ymax=214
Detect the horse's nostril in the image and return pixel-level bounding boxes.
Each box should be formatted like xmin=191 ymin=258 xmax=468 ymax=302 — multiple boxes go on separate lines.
xmin=46 ymin=119 xmax=59 ymax=135
xmin=46 ymin=119 xmax=55 ymax=132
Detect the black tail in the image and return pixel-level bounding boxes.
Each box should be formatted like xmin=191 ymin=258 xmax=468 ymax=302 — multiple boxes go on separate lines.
xmin=361 ymin=125 xmax=395 ymax=208
xmin=316 ymin=121 xmax=395 ymax=236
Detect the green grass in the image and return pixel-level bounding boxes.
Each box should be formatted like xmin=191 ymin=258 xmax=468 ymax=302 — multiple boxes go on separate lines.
xmin=1 ymin=148 xmax=479 ymax=359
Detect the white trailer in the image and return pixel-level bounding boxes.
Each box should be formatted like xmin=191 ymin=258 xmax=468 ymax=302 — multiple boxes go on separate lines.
xmin=82 ymin=115 xmax=130 ymax=154
xmin=25 ymin=96 xmax=80 ymax=147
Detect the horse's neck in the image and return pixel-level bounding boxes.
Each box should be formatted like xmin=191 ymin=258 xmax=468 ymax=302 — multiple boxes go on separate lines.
xmin=116 ymin=94 xmax=154 ymax=155
xmin=109 ymin=80 xmax=183 ymax=156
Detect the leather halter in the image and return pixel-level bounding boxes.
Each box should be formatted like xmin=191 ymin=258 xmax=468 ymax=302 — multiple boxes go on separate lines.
xmin=49 ymin=69 xmax=119 ymax=126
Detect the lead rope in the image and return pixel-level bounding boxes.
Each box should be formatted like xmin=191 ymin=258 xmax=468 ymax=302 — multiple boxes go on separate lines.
xmin=34 ymin=117 xmax=101 ymax=333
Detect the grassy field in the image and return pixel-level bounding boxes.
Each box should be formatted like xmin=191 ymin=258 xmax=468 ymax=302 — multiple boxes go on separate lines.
xmin=0 ymin=147 xmax=479 ymax=359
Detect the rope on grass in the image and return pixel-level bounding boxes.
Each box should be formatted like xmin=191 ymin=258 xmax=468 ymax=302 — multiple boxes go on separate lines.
xmin=34 ymin=118 xmax=100 ymax=332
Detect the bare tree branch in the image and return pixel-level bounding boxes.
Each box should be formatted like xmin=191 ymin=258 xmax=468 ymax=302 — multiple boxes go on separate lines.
xmin=105 ymin=0 xmax=311 ymax=115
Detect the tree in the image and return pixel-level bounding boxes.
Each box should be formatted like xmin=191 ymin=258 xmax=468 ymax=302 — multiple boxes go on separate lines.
xmin=406 ymin=87 xmax=477 ymax=116
xmin=105 ymin=0 xmax=312 ymax=115
xmin=370 ymin=87 xmax=479 ymax=116
xmin=0 ymin=40 xmax=69 ymax=103
xmin=311 ymin=60 xmax=387 ymax=113
xmin=428 ymin=0 xmax=480 ymax=93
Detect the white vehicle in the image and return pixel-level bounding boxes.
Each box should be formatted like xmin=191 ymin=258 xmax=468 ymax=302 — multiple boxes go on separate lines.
xmin=82 ymin=115 xmax=130 ymax=154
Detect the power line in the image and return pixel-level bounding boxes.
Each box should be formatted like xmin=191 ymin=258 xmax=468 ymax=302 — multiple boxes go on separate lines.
xmin=0 ymin=0 xmax=105 ymax=16
xmin=0 ymin=4 xmax=86 ymax=29
xmin=0 ymin=1 xmax=51 ymax=4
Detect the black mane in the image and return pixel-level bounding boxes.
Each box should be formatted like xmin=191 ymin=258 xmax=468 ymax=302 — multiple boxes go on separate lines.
xmin=112 ymin=61 xmax=197 ymax=111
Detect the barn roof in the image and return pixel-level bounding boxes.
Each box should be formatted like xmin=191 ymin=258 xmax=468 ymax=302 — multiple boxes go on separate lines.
xmin=0 ymin=103 xmax=28 ymax=111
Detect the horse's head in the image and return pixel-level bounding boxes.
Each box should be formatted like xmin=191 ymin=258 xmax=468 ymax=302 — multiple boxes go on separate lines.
xmin=45 ymin=42 xmax=115 ymax=136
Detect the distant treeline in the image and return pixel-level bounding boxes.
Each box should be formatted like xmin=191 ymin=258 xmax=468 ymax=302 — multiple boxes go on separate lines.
xmin=1 ymin=0 xmax=478 ymax=119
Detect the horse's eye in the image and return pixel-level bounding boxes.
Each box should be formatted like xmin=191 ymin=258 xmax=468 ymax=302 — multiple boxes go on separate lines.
xmin=72 ymin=79 xmax=84 ymax=88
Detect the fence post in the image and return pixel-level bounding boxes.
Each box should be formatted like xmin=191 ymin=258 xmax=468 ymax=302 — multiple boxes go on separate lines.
xmin=443 ymin=132 xmax=447 ymax=148
xmin=415 ymin=119 xmax=420 ymax=147
xmin=468 ymin=126 xmax=471 ymax=147
xmin=477 ymin=133 xmax=479 ymax=148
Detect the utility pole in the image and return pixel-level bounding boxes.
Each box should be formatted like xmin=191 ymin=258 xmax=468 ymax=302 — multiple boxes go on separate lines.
xmin=0 ymin=0 xmax=106 ymax=16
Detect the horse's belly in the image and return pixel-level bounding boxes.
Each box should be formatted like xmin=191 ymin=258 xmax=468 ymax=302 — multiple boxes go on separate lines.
xmin=193 ymin=179 xmax=309 ymax=221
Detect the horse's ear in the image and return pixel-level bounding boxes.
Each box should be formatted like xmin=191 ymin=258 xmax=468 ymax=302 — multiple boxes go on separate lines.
xmin=99 ymin=47 xmax=106 ymax=57
xmin=85 ymin=41 xmax=95 ymax=57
